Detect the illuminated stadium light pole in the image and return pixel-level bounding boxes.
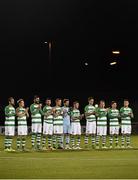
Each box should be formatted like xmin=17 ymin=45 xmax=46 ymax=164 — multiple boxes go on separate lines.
xmin=44 ymin=41 xmax=52 ymax=76
xmin=112 ymin=50 xmax=120 ymax=54
xmin=110 ymin=50 xmax=120 ymax=66
xmin=110 ymin=61 xmax=117 ymax=66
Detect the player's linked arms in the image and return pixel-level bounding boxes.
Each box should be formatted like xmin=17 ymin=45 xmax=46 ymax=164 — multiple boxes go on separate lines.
xmin=79 ymin=114 xmax=84 ymax=120
xmin=53 ymin=109 xmax=62 ymax=117
xmin=106 ymin=108 xmax=110 ymax=112
xmin=45 ymin=110 xmax=53 ymax=117
xmin=72 ymin=116 xmax=79 ymax=120
xmin=38 ymin=104 xmax=42 ymax=109
xmin=16 ymin=108 xmax=26 ymax=118
xmin=128 ymin=112 xmax=134 ymax=118
xmin=85 ymin=112 xmax=95 ymax=117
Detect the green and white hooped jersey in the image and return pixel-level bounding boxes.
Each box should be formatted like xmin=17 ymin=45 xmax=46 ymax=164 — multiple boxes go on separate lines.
xmin=53 ymin=106 xmax=63 ymax=126
xmin=84 ymin=105 xmax=96 ymax=122
xmin=120 ymin=107 xmax=133 ymax=126
xmin=43 ymin=105 xmax=53 ymax=124
xmin=108 ymin=109 xmax=119 ymax=127
xmin=17 ymin=107 xmax=27 ymax=126
xmin=71 ymin=109 xmax=80 ymax=123
xmin=96 ymin=108 xmax=107 ymax=126
xmin=5 ymin=105 xmax=16 ymax=127
xmin=30 ymin=103 xmax=42 ymax=124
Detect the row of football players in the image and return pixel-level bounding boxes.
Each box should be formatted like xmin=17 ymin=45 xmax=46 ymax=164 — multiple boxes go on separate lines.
xmin=4 ymin=96 xmax=134 ymax=151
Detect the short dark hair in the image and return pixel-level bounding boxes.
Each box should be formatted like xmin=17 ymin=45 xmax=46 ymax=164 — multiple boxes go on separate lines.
xmin=100 ymin=100 xmax=105 ymax=103
xmin=8 ymin=97 xmax=14 ymax=102
xmin=55 ymin=98 xmax=62 ymax=102
xmin=63 ymin=99 xmax=69 ymax=103
xmin=73 ymin=101 xmax=79 ymax=105
xmin=46 ymin=97 xmax=51 ymax=101
xmin=17 ymin=99 xmax=24 ymax=104
xmin=111 ymin=101 xmax=116 ymax=105
xmin=124 ymin=99 xmax=129 ymax=102
xmin=88 ymin=97 xmax=94 ymax=101
xmin=34 ymin=95 xmax=39 ymax=100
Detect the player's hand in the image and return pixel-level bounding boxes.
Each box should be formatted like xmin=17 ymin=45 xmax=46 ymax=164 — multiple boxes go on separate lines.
xmin=63 ymin=109 xmax=67 ymax=113
xmin=128 ymin=113 xmax=132 ymax=117
xmin=26 ymin=107 xmax=29 ymax=111
xmin=80 ymin=114 xmax=84 ymax=119
xmin=39 ymin=104 xmax=42 ymax=109
xmin=52 ymin=108 xmax=56 ymax=113
xmin=25 ymin=107 xmax=29 ymax=114
xmin=106 ymin=108 xmax=109 ymax=111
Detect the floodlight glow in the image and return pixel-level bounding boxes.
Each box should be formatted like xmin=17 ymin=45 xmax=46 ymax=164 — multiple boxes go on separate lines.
xmin=85 ymin=62 xmax=88 ymax=66
xmin=110 ymin=61 xmax=117 ymax=65
xmin=112 ymin=50 xmax=120 ymax=54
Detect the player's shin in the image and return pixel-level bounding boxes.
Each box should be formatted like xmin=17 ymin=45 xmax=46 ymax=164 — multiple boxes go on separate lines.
xmin=4 ymin=136 xmax=9 ymax=149
xmin=31 ymin=133 xmax=36 ymax=148
xmin=109 ymin=135 xmax=113 ymax=147
xmin=102 ymin=135 xmax=106 ymax=147
xmin=66 ymin=134 xmax=70 ymax=145
xmin=126 ymin=134 xmax=131 ymax=147
xmin=76 ymin=135 xmax=81 ymax=148
xmin=115 ymin=135 xmax=119 ymax=146
xmin=42 ymin=135 xmax=46 ymax=148
xmin=17 ymin=137 xmax=21 ymax=150
xmin=22 ymin=136 xmax=26 ymax=150
xmin=96 ymin=135 xmax=100 ymax=147
xmin=91 ymin=134 xmax=95 ymax=147
xmin=84 ymin=134 xmax=89 ymax=146
xmin=52 ymin=135 xmax=56 ymax=148
xmin=71 ymin=135 xmax=75 ymax=148
xmin=57 ymin=135 xmax=63 ymax=149
xmin=48 ymin=135 xmax=52 ymax=148
xmin=36 ymin=133 xmax=41 ymax=149
xmin=121 ymin=134 xmax=125 ymax=147
xmin=9 ymin=136 xmax=13 ymax=149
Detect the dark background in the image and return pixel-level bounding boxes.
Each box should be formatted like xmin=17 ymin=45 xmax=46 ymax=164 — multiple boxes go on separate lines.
xmin=0 ymin=0 xmax=138 ymax=125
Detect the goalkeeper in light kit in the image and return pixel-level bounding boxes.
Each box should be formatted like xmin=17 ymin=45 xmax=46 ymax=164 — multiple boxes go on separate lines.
xmin=62 ymin=99 xmax=71 ymax=149
xmin=30 ymin=95 xmax=43 ymax=150
xmin=16 ymin=99 xmax=29 ymax=151
xmin=4 ymin=97 xmax=16 ymax=152
xmin=84 ymin=97 xmax=96 ymax=149
xmin=96 ymin=100 xmax=108 ymax=149
xmin=108 ymin=101 xmax=120 ymax=148
xmin=120 ymin=99 xmax=134 ymax=148
xmin=70 ymin=101 xmax=84 ymax=149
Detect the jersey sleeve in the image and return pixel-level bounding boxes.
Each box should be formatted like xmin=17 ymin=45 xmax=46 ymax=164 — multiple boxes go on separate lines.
xmin=84 ymin=105 xmax=88 ymax=113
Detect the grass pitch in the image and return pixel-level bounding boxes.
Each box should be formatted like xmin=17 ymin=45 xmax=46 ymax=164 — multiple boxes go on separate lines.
xmin=0 ymin=135 xmax=138 ymax=179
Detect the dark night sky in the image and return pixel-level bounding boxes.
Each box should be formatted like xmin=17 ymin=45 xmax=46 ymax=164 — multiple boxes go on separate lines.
xmin=0 ymin=0 xmax=138 ymax=107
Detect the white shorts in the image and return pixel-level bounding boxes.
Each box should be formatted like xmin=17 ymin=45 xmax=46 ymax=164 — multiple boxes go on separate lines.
xmin=63 ymin=124 xmax=71 ymax=134
xmin=32 ymin=123 xmax=42 ymax=133
xmin=121 ymin=125 xmax=131 ymax=134
xmin=71 ymin=122 xmax=81 ymax=135
xmin=18 ymin=126 xmax=27 ymax=136
xmin=86 ymin=121 xmax=96 ymax=135
xmin=53 ymin=125 xmax=63 ymax=135
xmin=110 ymin=126 xmax=119 ymax=135
xmin=97 ymin=126 xmax=107 ymax=136
xmin=5 ymin=126 xmax=15 ymax=136
xmin=43 ymin=122 xmax=53 ymax=135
